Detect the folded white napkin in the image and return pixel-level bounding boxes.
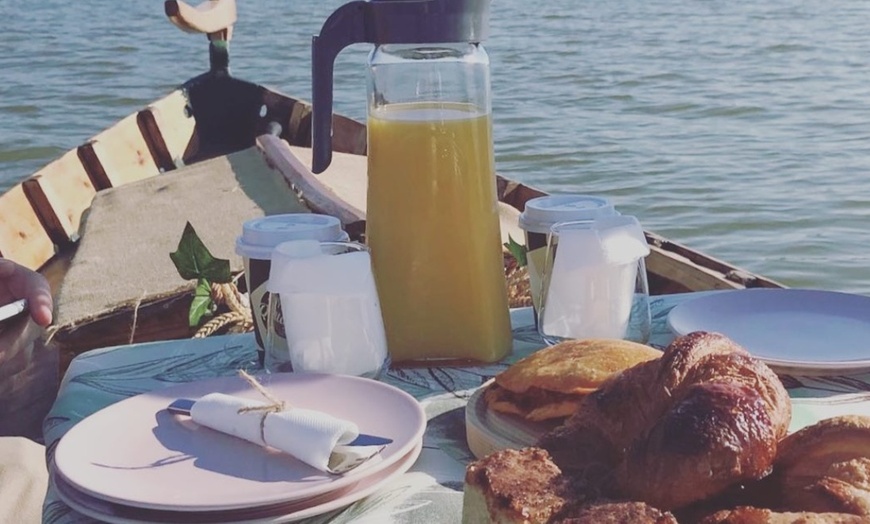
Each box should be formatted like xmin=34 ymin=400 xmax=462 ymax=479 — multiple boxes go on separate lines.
xmin=189 ymin=392 xmax=384 ymax=474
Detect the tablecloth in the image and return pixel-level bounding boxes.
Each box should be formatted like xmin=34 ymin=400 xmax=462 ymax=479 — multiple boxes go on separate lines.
xmin=41 ymin=292 xmax=870 ymax=523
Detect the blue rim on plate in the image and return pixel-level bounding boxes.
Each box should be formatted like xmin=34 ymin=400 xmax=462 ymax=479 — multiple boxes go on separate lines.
xmin=667 ymin=288 xmax=870 ymax=374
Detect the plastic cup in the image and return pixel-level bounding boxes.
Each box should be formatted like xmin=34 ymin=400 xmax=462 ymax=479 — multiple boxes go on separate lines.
xmin=517 ymin=195 xmax=618 ymax=318
xmin=537 ymin=216 xmax=651 ymax=345
xmin=266 ymin=240 xmax=390 ymax=377
xmin=235 ymin=214 xmax=349 ymax=366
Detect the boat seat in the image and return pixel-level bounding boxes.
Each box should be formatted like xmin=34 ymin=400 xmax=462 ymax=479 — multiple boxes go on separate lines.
xmin=50 ymin=146 xmax=309 ymax=353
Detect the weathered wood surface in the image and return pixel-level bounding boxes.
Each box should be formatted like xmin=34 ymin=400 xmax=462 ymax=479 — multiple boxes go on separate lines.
xmin=138 ymin=90 xmax=197 ymax=171
xmin=0 ymin=184 xmax=55 ymax=271
xmin=83 ymin=112 xmax=161 ymax=189
xmin=22 ymin=149 xmax=96 ymax=248
xmin=257 ymin=135 xmax=366 ymax=226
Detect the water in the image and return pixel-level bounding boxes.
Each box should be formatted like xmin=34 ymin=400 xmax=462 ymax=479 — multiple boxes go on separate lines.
xmin=3 ymin=0 xmax=870 ymax=293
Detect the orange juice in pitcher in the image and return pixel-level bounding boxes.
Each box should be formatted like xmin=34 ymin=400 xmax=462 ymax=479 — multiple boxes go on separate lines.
xmin=310 ymin=0 xmax=511 ymax=363
xmin=367 ymin=102 xmax=511 ymax=362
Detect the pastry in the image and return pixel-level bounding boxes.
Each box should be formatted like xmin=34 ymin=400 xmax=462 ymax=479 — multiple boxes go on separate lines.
xmin=699 ymin=506 xmax=868 ymax=523
xmin=769 ymin=415 xmax=870 ymax=516
xmin=558 ymin=501 xmax=677 ymax=523
xmin=484 ymin=338 xmax=661 ymax=422
xmin=462 ymin=447 xmax=579 ymax=524
xmin=461 ymin=447 xmax=676 ymax=524
xmin=539 ymin=331 xmax=791 ymax=510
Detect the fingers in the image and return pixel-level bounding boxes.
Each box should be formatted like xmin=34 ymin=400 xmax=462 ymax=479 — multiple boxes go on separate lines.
xmin=0 ymin=259 xmax=53 ymax=328
xmin=27 ymin=290 xmax=53 ymax=328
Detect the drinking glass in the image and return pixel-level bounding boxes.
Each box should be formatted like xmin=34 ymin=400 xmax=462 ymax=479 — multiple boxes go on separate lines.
xmin=537 ymin=217 xmax=651 ymax=346
xmin=265 ymin=240 xmax=390 ymax=378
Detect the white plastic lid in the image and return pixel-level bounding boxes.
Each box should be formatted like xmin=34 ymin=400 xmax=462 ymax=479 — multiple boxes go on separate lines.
xmin=235 ymin=214 xmax=347 ymax=260
xmin=518 ymin=195 xmax=617 ymax=234
xmin=267 ymin=240 xmax=372 ymax=296
xmin=553 ymin=215 xmax=650 ymax=268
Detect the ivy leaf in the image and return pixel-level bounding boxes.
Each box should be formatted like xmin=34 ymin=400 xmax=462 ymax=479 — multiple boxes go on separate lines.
xmin=170 ymin=222 xmax=232 ymax=283
xmin=189 ymin=278 xmax=214 ymax=327
xmin=503 ymin=235 xmax=528 ymax=267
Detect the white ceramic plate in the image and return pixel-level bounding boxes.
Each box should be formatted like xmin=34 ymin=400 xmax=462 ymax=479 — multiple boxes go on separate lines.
xmin=54 ymin=373 xmax=426 ymax=512
xmin=668 ymin=289 xmax=870 ymax=373
xmin=54 ymin=440 xmax=422 ymax=524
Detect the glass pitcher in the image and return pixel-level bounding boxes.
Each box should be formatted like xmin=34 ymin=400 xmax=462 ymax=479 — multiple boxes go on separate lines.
xmin=311 ymin=0 xmax=512 ymax=363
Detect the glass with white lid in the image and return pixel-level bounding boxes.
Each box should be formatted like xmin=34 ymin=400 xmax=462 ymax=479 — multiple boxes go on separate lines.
xmin=518 ymin=195 xmax=618 ymax=317
xmin=235 ymin=214 xmax=349 ymax=366
xmin=537 ymin=216 xmax=651 ymax=345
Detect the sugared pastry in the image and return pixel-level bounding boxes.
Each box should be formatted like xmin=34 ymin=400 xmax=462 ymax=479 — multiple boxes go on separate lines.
xmin=484 ymin=339 xmax=661 ymax=422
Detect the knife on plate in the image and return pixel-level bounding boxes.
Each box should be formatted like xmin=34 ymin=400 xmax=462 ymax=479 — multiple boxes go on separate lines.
xmin=168 ymin=398 xmax=394 ymax=447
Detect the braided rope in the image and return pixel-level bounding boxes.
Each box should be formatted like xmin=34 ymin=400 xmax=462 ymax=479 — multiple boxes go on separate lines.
xmin=505 ymin=264 xmax=533 ymax=308
xmin=194 ymin=311 xmax=249 ymax=338
xmin=194 ymin=279 xmax=253 ymax=338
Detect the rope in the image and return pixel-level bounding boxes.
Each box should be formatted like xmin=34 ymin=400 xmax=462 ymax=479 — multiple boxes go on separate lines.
xmin=236 ymin=369 xmax=288 ymax=413
xmin=129 ymin=290 xmax=148 ymax=344
xmin=505 ymin=264 xmax=533 ymax=308
xmin=193 ymin=311 xmax=249 ymax=338
xmin=193 ymin=278 xmax=253 ymax=338
xmin=222 ymin=283 xmax=247 ymax=314
xmin=236 ymin=369 xmax=288 ymax=442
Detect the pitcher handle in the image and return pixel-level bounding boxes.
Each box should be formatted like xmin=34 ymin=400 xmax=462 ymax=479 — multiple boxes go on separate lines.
xmin=311 ymin=1 xmax=370 ymax=174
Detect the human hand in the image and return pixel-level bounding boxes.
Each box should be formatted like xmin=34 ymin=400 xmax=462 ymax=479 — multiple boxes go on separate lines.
xmin=0 ymin=258 xmax=53 ymax=327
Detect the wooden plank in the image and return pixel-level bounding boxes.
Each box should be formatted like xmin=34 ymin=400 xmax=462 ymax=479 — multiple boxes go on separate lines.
xmin=139 ymin=90 xmax=196 ymax=171
xmin=332 ymin=113 xmax=367 ymax=155
xmin=0 ymin=184 xmax=55 ymax=270
xmin=21 ymin=149 xmax=96 ymax=246
xmin=285 ymin=102 xmax=311 ymax=147
xmin=646 ymin=247 xmax=742 ymax=293
xmin=51 ymin=292 xmax=196 ymax=363
xmin=86 ymin=112 xmax=161 ymax=188
xmin=282 ymin=102 xmax=366 ymax=155
xmin=285 ymin=144 xmax=367 ymax=215
xmin=256 ymin=135 xmax=366 ymax=225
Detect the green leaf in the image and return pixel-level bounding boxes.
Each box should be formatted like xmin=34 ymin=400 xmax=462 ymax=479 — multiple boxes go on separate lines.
xmin=189 ymin=278 xmax=214 ymax=327
xmin=170 ymin=222 xmax=232 ymax=283
xmin=503 ymin=235 xmax=528 ymax=267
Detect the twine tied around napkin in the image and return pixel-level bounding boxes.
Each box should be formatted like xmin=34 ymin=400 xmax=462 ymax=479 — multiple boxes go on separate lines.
xmin=237 ymin=369 xmax=288 ymax=442
xmin=187 ymin=371 xmax=386 ymax=474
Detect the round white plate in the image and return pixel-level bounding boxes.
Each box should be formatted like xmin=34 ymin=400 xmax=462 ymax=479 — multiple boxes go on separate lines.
xmin=54 ymin=440 xmax=422 ymax=524
xmin=668 ymin=289 xmax=870 ymax=373
xmin=54 ymin=373 xmax=426 ymax=512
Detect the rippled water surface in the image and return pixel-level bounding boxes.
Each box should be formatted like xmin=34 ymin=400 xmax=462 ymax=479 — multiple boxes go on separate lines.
xmin=3 ymin=0 xmax=870 ymax=293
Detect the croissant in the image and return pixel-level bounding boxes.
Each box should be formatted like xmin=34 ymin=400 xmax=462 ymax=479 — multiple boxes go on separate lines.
xmin=539 ymin=331 xmax=791 ymax=511
xmin=698 ymin=506 xmax=869 ymax=523
xmin=766 ymin=415 xmax=870 ymax=516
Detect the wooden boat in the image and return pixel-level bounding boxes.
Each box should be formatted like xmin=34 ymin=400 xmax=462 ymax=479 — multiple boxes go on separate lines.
xmin=0 ymin=0 xmax=783 ymax=394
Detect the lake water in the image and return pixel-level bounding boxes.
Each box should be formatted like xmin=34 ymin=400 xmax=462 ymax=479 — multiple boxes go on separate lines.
xmin=3 ymin=0 xmax=870 ymax=293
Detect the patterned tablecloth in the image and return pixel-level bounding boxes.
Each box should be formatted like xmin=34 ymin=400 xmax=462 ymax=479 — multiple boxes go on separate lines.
xmin=41 ymin=292 xmax=870 ymax=523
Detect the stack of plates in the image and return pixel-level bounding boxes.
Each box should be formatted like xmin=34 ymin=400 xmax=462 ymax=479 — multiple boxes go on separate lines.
xmin=667 ymin=288 xmax=870 ymax=375
xmin=52 ymin=373 xmax=426 ymax=523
